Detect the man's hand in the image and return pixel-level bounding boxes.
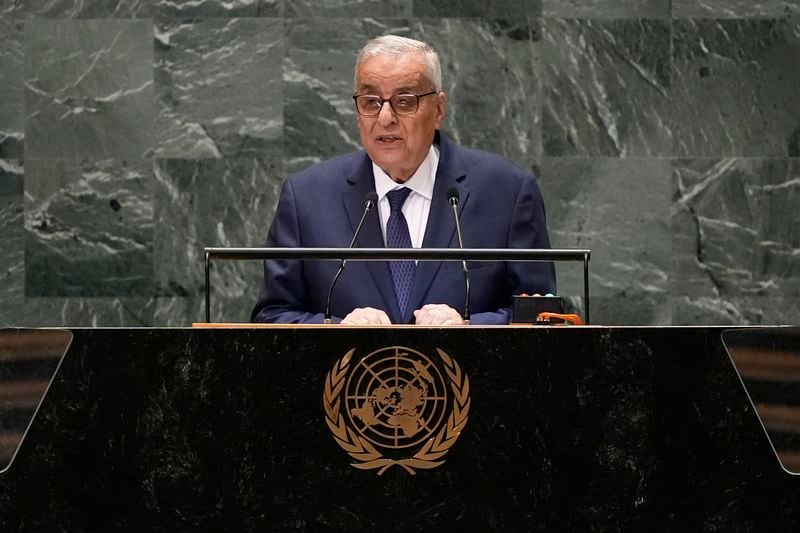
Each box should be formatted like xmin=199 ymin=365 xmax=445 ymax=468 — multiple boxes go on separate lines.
xmin=413 ymin=304 xmax=465 ymax=325
xmin=341 ymin=307 xmax=392 ymax=325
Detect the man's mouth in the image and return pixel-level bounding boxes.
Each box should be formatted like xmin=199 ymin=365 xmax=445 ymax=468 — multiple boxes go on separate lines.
xmin=376 ymin=135 xmax=402 ymax=144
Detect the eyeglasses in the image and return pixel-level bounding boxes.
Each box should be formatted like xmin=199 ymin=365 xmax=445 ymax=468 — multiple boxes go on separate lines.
xmin=352 ymin=91 xmax=437 ymax=116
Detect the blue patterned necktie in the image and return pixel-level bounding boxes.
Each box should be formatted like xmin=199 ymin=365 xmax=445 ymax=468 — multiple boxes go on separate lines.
xmin=386 ymin=188 xmax=416 ymax=318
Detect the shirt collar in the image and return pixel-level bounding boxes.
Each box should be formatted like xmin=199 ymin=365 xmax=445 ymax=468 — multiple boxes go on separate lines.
xmin=372 ymin=144 xmax=439 ymax=201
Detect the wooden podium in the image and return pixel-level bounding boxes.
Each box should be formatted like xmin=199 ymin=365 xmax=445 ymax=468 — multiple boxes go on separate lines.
xmin=0 ymin=326 xmax=798 ymax=530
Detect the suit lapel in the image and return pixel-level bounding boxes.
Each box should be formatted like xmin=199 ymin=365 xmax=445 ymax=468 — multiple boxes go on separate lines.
xmin=406 ymin=133 xmax=469 ymax=318
xmin=342 ymin=154 xmax=402 ymax=322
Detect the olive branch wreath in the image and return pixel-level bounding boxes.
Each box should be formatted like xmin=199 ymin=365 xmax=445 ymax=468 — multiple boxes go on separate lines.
xmin=323 ymin=347 xmax=470 ymax=475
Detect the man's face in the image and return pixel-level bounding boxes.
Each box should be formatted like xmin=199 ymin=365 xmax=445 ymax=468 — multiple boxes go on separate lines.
xmin=355 ymin=53 xmax=446 ymax=182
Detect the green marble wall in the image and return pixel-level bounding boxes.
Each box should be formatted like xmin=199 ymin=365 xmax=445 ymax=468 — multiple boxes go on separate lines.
xmin=0 ymin=0 xmax=798 ymax=326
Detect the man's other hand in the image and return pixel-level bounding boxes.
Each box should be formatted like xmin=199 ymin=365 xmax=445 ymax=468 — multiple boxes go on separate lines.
xmin=413 ymin=304 xmax=465 ymax=325
xmin=341 ymin=307 xmax=392 ymax=325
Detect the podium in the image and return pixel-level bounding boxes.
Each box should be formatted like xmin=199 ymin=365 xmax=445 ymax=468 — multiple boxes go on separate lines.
xmin=1 ymin=326 xmax=798 ymax=530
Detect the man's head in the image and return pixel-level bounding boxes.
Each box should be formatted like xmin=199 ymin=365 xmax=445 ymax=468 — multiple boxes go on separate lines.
xmin=353 ymin=35 xmax=446 ymax=183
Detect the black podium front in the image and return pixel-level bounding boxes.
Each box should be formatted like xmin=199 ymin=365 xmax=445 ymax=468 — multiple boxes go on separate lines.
xmin=0 ymin=327 xmax=797 ymax=530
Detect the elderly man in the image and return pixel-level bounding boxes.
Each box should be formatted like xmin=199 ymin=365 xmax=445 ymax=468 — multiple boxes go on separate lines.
xmin=251 ymin=35 xmax=555 ymax=325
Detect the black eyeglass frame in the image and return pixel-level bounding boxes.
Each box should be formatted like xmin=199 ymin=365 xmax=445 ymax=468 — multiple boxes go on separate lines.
xmin=352 ymin=91 xmax=438 ymax=116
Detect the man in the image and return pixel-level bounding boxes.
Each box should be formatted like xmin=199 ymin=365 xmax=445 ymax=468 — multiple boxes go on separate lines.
xmin=251 ymin=35 xmax=555 ymax=325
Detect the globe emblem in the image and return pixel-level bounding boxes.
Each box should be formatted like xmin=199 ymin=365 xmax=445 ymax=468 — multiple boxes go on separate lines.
xmin=345 ymin=346 xmax=449 ymax=450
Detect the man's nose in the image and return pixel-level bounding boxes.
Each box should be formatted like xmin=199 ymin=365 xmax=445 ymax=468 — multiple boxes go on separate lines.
xmin=377 ymin=99 xmax=398 ymax=125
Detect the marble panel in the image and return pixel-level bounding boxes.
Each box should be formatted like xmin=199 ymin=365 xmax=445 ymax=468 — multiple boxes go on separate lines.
xmin=671 ymin=159 xmax=800 ymax=303
xmin=152 ymin=293 xmax=260 ymax=325
xmin=672 ymin=0 xmax=800 ymax=18
xmin=0 ymin=1 xmax=19 ymax=19
xmin=413 ymin=0 xmax=541 ymax=18
xmin=24 ymin=158 xmax=154 ymax=297
xmin=286 ymin=0 xmax=411 ymax=17
xmin=415 ymin=18 xmax=541 ymax=163
xmin=539 ymin=158 xmax=671 ymax=307
xmin=0 ymin=20 xmax=24 ymax=159
xmin=562 ymin=294 xmax=671 ymax=326
xmin=283 ymin=18 xmax=406 ymax=167
xmin=151 ymin=297 xmax=200 ymax=326
xmin=671 ymin=296 xmax=799 ymax=325
xmin=543 ymin=0 xmax=670 ymax=19
xmin=20 ymin=0 xmax=154 ymax=18
xmin=672 ymin=19 xmax=800 ymax=157
xmin=24 ymin=19 xmax=154 ymax=160
xmin=21 ymin=298 xmax=154 ymax=326
xmin=156 ymin=0 xmax=281 ymax=18
xmin=154 ymin=18 xmax=284 ymax=159
xmin=542 ymin=19 xmax=672 ymax=157
xmin=0 ymin=160 xmax=24 ymax=326
xmin=152 ymin=158 xmax=281 ymax=319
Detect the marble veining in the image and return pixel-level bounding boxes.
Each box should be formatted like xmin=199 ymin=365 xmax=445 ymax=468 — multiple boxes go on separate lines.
xmin=20 ymin=297 xmax=154 ymax=326
xmin=672 ymin=19 xmax=800 ymax=157
xmin=20 ymin=0 xmax=153 ymax=18
xmin=413 ymin=0 xmax=542 ymax=18
xmin=0 ymin=160 xmax=24 ymax=326
xmin=543 ymin=0 xmax=670 ymax=19
xmin=156 ymin=0 xmax=281 ymax=18
xmin=417 ymin=18 xmax=542 ymax=163
xmin=153 ymin=18 xmax=284 ymax=158
xmin=672 ymin=158 xmax=800 ymax=300
xmin=542 ymin=19 xmax=672 ymax=157
xmin=24 ymin=159 xmax=153 ymax=297
xmin=24 ymin=19 xmax=154 ymax=159
xmin=671 ymin=294 xmax=800 ymax=325
xmin=667 ymin=157 xmax=799 ymax=325
xmin=540 ymin=157 xmax=671 ymax=324
xmin=0 ymin=1 xmax=17 ymax=18
xmin=286 ymin=0 xmax=411 ymax=17
xmin=0 ymin=20 xmax=24 ymax=160
xmin=151 ymin=296 xmax=204 ymax=326
xmin=565 ymin=294 xmax=671 ymax=326
xmin=672 ymin=0 xmax=800 ymax=18
xmin=153 ymin=158 xmax=282 ymax=323
xmin=283 ymin=17 xmax=392 ymax=169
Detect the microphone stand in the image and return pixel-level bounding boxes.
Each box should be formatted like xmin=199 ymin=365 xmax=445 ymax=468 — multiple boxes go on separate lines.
xmin=324 ymin=192 xmax=377 ymax=323
xmin=447 ymin=189 xmax=471 ymax=324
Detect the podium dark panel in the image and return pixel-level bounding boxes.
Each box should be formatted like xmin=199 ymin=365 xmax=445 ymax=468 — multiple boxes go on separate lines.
xmin=0 ymin=327 xmax=797 ymax=531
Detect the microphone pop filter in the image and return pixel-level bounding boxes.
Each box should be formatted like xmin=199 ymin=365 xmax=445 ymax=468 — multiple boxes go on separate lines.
xmin=446 ymin=187 xmax=460 ymax=203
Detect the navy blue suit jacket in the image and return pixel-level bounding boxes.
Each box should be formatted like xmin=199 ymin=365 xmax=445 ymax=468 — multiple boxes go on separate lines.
xmin=251 ymin=131 xmax=556 ymax=325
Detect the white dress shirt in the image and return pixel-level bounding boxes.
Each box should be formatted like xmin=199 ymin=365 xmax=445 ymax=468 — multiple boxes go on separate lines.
xmin=372 ymin=144 xmax=439 ymax=249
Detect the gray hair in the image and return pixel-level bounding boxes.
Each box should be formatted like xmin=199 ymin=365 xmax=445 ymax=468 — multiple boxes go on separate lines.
xmin=354 ymin=35 xmax=443 ymax=93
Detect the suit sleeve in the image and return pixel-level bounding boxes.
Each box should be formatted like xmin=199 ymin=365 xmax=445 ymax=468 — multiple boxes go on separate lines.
xmin=468 ymin=176 xmax=557 ymax=325
xmin=250 ymin=179 xmax=328 ymax=324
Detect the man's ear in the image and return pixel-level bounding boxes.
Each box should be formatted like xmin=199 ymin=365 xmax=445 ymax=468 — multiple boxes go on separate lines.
xmin=434 ymin=92 xmax=447 ymax=128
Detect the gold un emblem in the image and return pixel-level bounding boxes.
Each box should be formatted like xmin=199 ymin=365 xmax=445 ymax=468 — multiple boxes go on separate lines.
xmin=323 ymin=346 xmax=470 ymax=475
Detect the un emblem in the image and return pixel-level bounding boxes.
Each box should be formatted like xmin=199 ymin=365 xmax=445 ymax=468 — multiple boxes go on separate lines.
xmin=323 ymin=346 xmax=470 ymax=475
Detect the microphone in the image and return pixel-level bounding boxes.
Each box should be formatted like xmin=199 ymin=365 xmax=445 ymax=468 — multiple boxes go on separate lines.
xmin=324 ymin=191 xmax=378 ymax=323
xmin=446 ymin=187 xmax=470 ymax=324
